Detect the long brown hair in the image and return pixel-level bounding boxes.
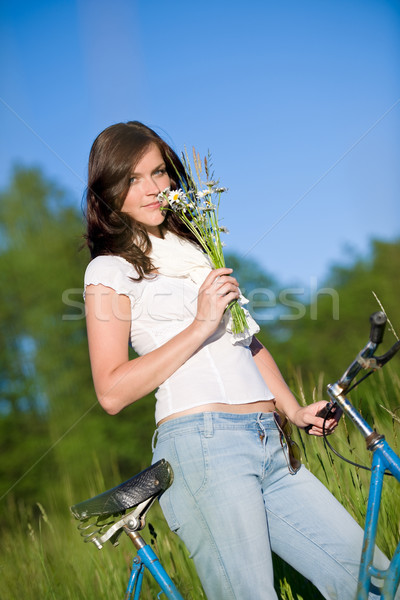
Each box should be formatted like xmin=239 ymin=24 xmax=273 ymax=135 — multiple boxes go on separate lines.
xmin=85 ymin=121 xmax=197 ymax=279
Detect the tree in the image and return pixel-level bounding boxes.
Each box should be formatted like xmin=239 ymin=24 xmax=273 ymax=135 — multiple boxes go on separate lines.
xmin=0 ymin=168 xmax=156 ymax=509
xmin=268 ymin=239 xmax=400 ymax=382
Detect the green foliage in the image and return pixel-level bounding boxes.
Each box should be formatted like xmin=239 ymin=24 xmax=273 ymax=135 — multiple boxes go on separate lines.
xmin=0 ymin=167 xmax=156 ymax=508
xmin=261 ymin=238 xmax=400 ymax=383
xmin=0 ymin=467 xmax=206 ymax=600
xmin=224 ymin=251 xmax=278 ymax=297
xmin=1 ymin=369 xmax=399 ymax=599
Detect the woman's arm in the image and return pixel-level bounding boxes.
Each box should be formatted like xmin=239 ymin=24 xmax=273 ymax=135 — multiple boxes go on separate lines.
xmin=85 ymin=268 xmax=239 ymax=415
xmin=250 ymin=337 xmax=338 ymax=436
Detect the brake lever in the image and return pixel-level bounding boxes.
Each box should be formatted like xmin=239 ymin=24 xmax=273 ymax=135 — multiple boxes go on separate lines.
xmin=304 ymin=402 xmax=337 ymax=434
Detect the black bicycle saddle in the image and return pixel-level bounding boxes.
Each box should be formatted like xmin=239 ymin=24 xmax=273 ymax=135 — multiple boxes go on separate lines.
xmin=70 ymin=459 xmax=173 ymax=520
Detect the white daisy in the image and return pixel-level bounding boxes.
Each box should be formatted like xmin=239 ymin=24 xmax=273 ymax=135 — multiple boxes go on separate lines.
xmin=196 ymin=189 xmax=212 ymax=199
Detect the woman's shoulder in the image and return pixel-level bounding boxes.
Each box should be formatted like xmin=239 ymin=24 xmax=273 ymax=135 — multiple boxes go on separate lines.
xmin=85 ymin=253 xmax=131 ymax=271
xmin=84 ymin=254 xmax=135 ymax=278
xmin=84 ymin=254 xmax=139 ymax=297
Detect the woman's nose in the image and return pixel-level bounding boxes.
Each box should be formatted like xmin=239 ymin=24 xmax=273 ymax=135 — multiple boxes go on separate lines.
xmin=143 ymin=176 xmax=160 ymax=195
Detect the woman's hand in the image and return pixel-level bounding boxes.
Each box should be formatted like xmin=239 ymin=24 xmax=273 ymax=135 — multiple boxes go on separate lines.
xmin=193 ymin=268 xmax=240 ymax=338
xmin=291 ymin=401 xmax=342 ymax=436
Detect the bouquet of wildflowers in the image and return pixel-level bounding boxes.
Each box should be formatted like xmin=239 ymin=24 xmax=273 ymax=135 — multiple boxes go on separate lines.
xmin=158 ymin=149 xmax=249 ymax=334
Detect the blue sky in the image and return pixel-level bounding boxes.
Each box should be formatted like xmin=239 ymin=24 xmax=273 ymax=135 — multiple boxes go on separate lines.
xmin=1 ymin=0 xmax=399 ymax=290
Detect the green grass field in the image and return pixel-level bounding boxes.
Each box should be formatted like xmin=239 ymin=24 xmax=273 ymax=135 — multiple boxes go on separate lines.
xmin=1 ymin=367 xmax=399 ymax=600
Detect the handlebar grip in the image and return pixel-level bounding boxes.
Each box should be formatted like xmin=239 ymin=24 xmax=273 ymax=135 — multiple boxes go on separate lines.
xmin=369 ymin=311 xmax=387 ymax=344
xmin=305 ymin=402 xmax=336 ymax=434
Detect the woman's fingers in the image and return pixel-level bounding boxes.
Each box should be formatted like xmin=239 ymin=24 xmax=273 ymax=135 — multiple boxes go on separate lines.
xmin=202 ymin=268 xmax=239 ymax=289
xmin=195 ymin=268 xmax=240 ymax=335
xmin=200 ymin=269 xmax=240 ymax=303
xmin=215 ymin=279 xmax=240 ymax=299
xmin=298 ymin=401 xmax=342 ymax=436
xmin=308 ymin=416 xmax=339 ymax=436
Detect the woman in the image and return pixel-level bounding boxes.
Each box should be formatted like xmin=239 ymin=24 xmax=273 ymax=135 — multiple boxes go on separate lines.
xmin=83 ymin=121 xmax=387 ymax=599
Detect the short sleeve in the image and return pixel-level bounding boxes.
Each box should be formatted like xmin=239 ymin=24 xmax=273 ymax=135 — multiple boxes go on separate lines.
xmin=84 ymin=255 xmax=138 ymax=301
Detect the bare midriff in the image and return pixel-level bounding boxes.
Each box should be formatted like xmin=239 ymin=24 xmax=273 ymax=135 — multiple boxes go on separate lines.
xmin=157 ymin=399 xmax=276 ymax=426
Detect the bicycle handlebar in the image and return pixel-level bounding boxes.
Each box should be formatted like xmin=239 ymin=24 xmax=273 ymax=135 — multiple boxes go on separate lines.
xmin=323 ymin=311 xmax=400 ymax=442
xmin=306 ymin=312 xmax=395 ymax=433
xmin=369 ymin=311 xmax=387 ymax=344
xmin=332 ymin=311 xmax=399 ymax=394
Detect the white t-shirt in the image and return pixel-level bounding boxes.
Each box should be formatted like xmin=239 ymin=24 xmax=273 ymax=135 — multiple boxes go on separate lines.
xmin=84 ymin=255 xmax=274 ymax=423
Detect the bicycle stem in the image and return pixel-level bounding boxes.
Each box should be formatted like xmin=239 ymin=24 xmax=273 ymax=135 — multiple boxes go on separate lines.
xmin=327 ymin=381 xmax=376 ymax=441
xmin=326 ymin=337 xmax=383 ymax=445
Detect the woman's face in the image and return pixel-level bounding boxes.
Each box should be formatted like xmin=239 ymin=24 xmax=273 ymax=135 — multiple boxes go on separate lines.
xmin=121 ymin=143 xmax=171 ymax=237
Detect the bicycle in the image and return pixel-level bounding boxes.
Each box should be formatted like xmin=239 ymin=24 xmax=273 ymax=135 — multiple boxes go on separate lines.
xmin=315 ymin=311 xmax=400 ymax=599
xmin=70 ymin=458 xmax=184 ymax=599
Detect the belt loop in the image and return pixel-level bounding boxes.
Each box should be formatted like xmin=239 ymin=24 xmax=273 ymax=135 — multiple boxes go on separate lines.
xmin=256 ymin=412 xmax=266 ymax=441
xmin=151 ymin=428 xmax=158 ymax=452
xmin=203 ymin=412 xmax=213 ymax=438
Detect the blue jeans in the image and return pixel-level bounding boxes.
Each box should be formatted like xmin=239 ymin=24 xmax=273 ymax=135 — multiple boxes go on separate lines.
xmin=152 ymin=412 xmax=389 ymax=600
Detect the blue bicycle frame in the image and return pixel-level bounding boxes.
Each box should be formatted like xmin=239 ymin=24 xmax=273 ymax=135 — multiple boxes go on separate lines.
xmin=326 ymin=312 xmax=400 ymax=599
xmin=328 ymin=381 xmax=400 ymax=599
xmin=124 ymin=529 xmax=184 ymax=600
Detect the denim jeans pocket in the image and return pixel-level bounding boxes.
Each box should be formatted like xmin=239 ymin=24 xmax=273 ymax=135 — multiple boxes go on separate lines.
xmin=158 ymin=487 xmax=180 ymax=532
xmin=173 ymin=430 xmax=208 ymax=497
xmin=152 ymin=438 xmax=181 ymax=531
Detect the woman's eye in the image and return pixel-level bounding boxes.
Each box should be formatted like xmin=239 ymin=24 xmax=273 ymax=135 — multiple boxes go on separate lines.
xmin=129 ymin=177 xmax=136 ymax=184
xmin=155 ymin=168 xmax=167 ymax=176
